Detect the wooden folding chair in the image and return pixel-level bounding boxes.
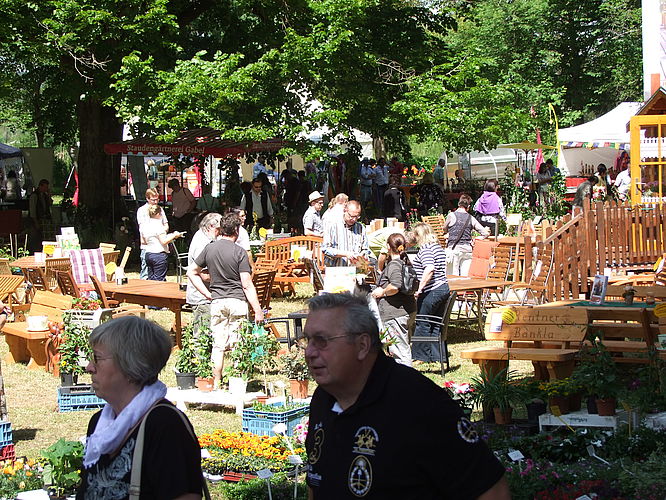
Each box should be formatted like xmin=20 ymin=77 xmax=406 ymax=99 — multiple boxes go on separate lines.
xmin=250 ymin=270 xmax=277 ymax=316
xmin=54 ymin=270 xmax=82 ymax=298
xmin=0 ymin=275 xmax=25 ymax=309
xmin=45 ymin=257 xmax=72 ymax=292
xmin=421 ymin=215 xmax=447 ymax=247
xmin=0 ymin=258 xmax=11 ymax=275
xmin=21 ymin=267 xmax=48 ymax=302
xmin=89 ymin=274 xmax=120 ymax=308
xmin=303 ymin=257 xmax=325 ymax=295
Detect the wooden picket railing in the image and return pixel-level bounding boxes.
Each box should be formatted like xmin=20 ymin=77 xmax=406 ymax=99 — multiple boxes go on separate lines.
xmin=517 ymin=199 xmax=666 ymax=301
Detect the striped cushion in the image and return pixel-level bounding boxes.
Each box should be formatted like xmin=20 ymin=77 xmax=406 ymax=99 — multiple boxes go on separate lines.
xmin=69 ymin=249 xmax=106 ymax=284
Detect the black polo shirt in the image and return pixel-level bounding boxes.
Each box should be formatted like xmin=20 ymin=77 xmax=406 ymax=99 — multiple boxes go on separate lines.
xmin=305 ymin=354 xmax=504 ymax=499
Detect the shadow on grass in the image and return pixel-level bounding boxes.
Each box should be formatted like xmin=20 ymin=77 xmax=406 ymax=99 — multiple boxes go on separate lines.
xmin=13 ymin=428 xmax=39 ymax=442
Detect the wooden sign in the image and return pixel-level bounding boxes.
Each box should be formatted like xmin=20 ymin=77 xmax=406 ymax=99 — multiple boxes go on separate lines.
xmin=484 ymin=307 xmax=588 ymax=342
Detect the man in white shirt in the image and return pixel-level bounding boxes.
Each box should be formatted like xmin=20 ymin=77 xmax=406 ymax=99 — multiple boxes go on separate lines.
xmin=186 ymin=212 xmax=222 ymax=333
xmin=303 ymin=191 xmax=325 ymax=236
xmin=240 ymin=178 xmax=274 ymax=229
xmin=137 ymin=188 xmax=168 ymax=279
xmin=614 ymin=165 xmax=631 ymax=200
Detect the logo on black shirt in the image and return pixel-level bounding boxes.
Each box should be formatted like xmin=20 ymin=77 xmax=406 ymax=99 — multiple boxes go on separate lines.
xmin=353 ymin=426 xmax=379 ymax=456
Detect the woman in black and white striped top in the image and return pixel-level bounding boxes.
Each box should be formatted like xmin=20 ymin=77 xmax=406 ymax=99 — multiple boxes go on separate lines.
xmin=410 ymin=223 xmax=450 ymax=363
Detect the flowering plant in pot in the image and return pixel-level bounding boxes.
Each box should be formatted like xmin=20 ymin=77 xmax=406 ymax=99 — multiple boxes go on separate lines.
xmin=538 ymin=378 xmax=576 ymax=414
xmin=56 ymin=313 xmax=92 ymax=384
xmin=443 ymin=381 xmax=475 ymax=417
xmin=280 ymin=345 xmax=311 ymax=399
xmin=517 ymin=377 xmax=547 ymax=422
xmin=573 ymin=334 xmax=620 ymax=415
xmin=470 ymin=369 xmax=524 ymax=424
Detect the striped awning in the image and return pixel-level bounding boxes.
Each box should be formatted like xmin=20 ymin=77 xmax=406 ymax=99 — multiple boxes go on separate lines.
xmin=560 ymin=141 xmax=629 ymax=150
xmin=104 ymin=128 xmax=289 ymax=157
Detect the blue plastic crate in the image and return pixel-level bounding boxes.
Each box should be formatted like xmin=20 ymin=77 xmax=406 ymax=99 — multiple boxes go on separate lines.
xmin=57 ymin=388 xmax=106 ymax=413
xmin=242 ymin=403 xmax=308 ymax=437
xmin=0 ymin=421 xmax=12 ymax=448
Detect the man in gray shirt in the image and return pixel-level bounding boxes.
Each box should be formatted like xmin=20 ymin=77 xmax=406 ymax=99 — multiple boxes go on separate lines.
xmin=303 ymin=191 xmax=325 ymax=236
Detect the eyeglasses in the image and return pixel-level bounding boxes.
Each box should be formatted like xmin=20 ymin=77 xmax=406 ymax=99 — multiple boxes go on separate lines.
xmin=345 ymin=213 xmax=361 ymax=220
xmin=297 ymin=334 xmax=349 ymax=350
xmin=88 ymin=352 xmax=113 ymax=364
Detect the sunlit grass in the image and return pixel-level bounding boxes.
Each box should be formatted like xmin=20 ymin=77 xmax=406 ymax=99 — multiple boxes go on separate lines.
xmin=1 ymin=273 xmax=531 ymax=499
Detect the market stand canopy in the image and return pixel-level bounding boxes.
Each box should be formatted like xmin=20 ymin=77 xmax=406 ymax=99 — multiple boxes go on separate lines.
xmin=0 ymin=143 xmax=22 ymax=159
xmin=104 ymin=128 xmax=289 ymax=157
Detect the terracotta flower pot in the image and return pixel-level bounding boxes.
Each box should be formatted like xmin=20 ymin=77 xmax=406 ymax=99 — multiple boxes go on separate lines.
xmin=493 ymin=407 xmax=513 ymax=425
xmin=595 ymin=397 xmax=616 ymax=416
xmin=196 ymin=376 xmax=214 ymax=392
xmin=548 ymin=395 xmax=570 ymax=415
xmin=289 ymin=379 xmax=309 ymax=399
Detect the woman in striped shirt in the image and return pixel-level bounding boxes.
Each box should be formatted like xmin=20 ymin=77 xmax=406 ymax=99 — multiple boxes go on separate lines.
xmin=410 ymin=223 xmax=450 ymax=363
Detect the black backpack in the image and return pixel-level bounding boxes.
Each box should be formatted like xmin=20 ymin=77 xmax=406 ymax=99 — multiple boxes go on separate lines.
xmin=400 ymin=261 xmax=419 ymax=295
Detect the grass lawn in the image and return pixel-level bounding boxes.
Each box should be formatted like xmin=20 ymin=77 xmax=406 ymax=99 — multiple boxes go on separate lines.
xmin=1 ymin=276 xmax=532 ymax=498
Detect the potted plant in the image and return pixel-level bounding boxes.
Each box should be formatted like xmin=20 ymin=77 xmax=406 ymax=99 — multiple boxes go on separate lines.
xmin=516 ymin=377 xmax=547 ymax=423
xmin=41 ymin=438 xmax=84 ymax=498
xmin=194 ymin=325 xmax=214 ymax=392
xmin=622 ymin=285 xmax=636 ymax=305
xmin=280 ymin=346 xmax=311 ymax=399
xmin=56 ymin=313 xmax=91 ymax=386
xmin=225 ymin=320 xmax=280 ymax=395
xmin=443 ymin=381 xmax=475 ymax=418
xmin=573 ymin=335 xmax=620 ymax=416
xmin=538 ymin=378 xmax=574 ymax=415
xmin=175 ymin=321 xmax=198 ymax=390
xmin=470 ymin=369 xmax=523 ymax=425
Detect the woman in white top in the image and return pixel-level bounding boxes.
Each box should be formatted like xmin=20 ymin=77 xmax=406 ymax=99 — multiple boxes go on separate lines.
xmin=141 ymin=205 xmax=184 ymax=281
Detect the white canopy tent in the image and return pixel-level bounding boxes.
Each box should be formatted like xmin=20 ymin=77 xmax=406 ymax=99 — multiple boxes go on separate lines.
xmin=558 ymin=102 xmax=641 ymax=176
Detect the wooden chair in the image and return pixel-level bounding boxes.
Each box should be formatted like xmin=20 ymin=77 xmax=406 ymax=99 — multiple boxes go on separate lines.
xmin=0 ymin=258 xmax=12 ymax=275
xmin=501 ymin=243 xmax=554 ymax=305
xmin=89 ymin=274 xmax=120 ymax=308
xmin=44 ymin=257 xmax=72 ymax=292
xmin=250 ymin=270 xmax=277 ymax=316
xmin=482 ymin=245 xmax=515 ymax=308
xmin=99 ymin=243 xmax=117 ymax=253
xmin=303 ymin=257 xmax=325 ymax=295
xmin=410 ymin=291 xmax=458 ymax=376
xmin=21 ymin=267 xmax=48 ymax=302
xmin=421 ymin=215 xmax=447 ymax=247
xmin=54 ymin=270 xmax=82 ymax=298
xmin=0 ymin=275 xmax=25 ymax=309
xmin=101 ymin=250 xmax=120 ymax=280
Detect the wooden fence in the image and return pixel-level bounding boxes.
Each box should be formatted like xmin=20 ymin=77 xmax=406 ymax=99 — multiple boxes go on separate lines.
xmin=521 ymin=200 xmax=666 ymax=301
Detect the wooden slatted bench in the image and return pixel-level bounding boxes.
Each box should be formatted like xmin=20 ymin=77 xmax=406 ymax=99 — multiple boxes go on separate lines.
xmin=460 ymin=306 xmax=588 ymax=380
xmin=3 ymin=291 xmax=73 ymax=370
xmin=587 ymin=306 xmax=660 ymax=363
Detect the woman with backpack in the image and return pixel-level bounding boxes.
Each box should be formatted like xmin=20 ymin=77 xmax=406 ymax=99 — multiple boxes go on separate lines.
xmin=371 ymin=233 xmax=417 ymax=366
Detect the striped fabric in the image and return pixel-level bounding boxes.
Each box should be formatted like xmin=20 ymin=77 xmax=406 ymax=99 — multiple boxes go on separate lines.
xmin=411 ymin=243 xmax=448 ymax=293
xmin=321 ymin=221 xmax=371 ymax=267
xmin=69 ymin=248 xmax=107 ymax=284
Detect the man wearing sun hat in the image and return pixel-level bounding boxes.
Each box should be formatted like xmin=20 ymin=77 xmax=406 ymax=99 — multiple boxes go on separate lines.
xmin=303 ymin=191 xmax=325 ymax=237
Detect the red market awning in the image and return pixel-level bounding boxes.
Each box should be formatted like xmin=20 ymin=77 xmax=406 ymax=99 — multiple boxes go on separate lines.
xmin=104 ymin=127 xmax=289 ymax=157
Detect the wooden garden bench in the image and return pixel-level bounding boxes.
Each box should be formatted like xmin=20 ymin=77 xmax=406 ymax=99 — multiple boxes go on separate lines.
xmin=421 ymin=215 xmax=447 ymax=247
xmin=460 ymin=306 xmax=588 ymax=380
xmin=3 ymin=290 xmax=73 ymax=370
xmin=264 ymin=236 xmax=323 ymax=295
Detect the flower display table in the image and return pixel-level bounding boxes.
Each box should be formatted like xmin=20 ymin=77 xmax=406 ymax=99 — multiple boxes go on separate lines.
xmin=165 ymin=387 xmax=262 ymax=415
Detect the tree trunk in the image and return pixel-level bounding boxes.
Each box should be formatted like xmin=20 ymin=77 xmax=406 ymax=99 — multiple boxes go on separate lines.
xmin=76 ymin=99 xmax=123 ymax=236
xmin=373 ymin=136 xmax=387 ymax=160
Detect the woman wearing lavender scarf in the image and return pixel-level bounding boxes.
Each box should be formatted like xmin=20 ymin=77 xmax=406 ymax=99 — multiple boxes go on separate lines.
xmin=473 ymin=179 xmax=506 ymax=237
xmin=77 ymin=316 xmax=206 ymax=500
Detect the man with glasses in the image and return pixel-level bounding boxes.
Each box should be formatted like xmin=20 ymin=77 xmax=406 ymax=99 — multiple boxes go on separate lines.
xmin=137 ymin=188 xmax=168 ymax=280
xmin=321 ymin=200 xmax=372 ymax=267
xmin=303 ymin=293 xmax=509 ymax=499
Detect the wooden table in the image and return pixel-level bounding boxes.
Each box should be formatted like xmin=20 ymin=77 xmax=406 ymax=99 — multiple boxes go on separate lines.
xmin=102 ymin=279 xmax=186 ymax=346
xmin=11 ymin=256 xmax=42 ymax=268
xmin=1 ymin=322 xmax=50 ymax=370
xmin=448 ymin=277 xmax=510 ymax=333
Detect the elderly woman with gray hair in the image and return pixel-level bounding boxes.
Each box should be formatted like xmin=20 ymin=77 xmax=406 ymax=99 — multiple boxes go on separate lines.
xmin=77 ymin=316 xmax=207 ymax=500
